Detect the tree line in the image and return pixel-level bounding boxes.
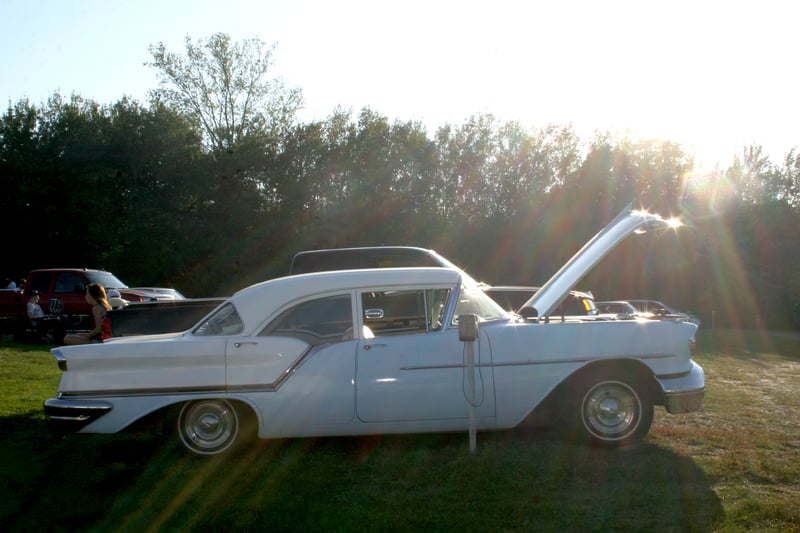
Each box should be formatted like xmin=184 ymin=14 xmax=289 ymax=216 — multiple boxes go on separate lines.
xmin=2 ymin=34 xmax=799 ymax=329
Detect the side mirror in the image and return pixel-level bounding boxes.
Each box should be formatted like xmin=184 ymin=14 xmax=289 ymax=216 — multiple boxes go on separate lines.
xmin=458 ymin=314 xmax=478 ymax=341
xmin=74 ymin=285 xmax=85 ymax=294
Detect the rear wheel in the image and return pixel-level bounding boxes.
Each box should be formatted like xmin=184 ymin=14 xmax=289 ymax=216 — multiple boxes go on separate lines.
xmin=573 ymin=370 xmax=653 ymax=448
xmin=177 ymin=399 xmax=241 ymax=455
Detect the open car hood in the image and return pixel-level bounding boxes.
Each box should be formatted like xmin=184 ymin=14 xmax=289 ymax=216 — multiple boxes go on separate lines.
xmin=521 ymin=205 xmax=679 ymax=319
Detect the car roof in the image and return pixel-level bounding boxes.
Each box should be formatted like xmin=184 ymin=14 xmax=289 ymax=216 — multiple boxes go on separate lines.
xmin=597 ymin=300 xmax=637 ymax=308
xmin=290 ymin=246 xmax=457 ymax=274
xmin=30 ymin=268 xmax=109 ymax=273
xmin=231 ymin=267 xmax=464 ymax=322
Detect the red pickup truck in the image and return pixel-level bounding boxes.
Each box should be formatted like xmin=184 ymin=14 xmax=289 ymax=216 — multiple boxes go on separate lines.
xmin=0 ymin=268 xmax=150 ymax=340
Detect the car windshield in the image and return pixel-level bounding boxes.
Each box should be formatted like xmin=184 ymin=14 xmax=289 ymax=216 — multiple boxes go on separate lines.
xmin=85 ymin=271 xmax=128 ymax=289
xmin=454 ymin=282 xmax=510 ymax=324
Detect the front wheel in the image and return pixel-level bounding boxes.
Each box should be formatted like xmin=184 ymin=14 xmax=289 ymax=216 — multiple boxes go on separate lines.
xmin=177 ymin=399 xmax=241 ymax=455
xmin=575 ymin=374 xmax=653 ymax=448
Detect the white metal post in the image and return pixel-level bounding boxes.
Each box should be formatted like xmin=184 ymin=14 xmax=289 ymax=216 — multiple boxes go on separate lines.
xmin=466 ymin=338 xmax=477 ymax=455
xmin=459 ymin=314 xmax=478 ymax=455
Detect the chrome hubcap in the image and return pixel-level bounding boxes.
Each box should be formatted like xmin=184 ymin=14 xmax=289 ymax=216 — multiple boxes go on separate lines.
xmin=179 ymin=400 xmax=238 ymax=454
xmin=583 ymin=381 xmax=639 ymax=439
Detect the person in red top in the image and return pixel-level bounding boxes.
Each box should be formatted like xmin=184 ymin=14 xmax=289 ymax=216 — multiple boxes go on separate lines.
xmin=63 ymin=283 xmax=113 ymax=344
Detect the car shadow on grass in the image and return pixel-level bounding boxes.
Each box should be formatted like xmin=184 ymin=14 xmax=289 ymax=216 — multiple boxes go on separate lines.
xmin=0 ymin=415 xmax=723 ymax=532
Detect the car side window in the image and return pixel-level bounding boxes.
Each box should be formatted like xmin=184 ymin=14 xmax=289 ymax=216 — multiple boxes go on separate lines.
xmin=28 ymin=274 xmax=50 ymax=294
xmin=54 ymin=272 xmax=83 ymax=294
xmin=362 ymin=288 xmax=450 ymax=337
xmin=194 ymin=303 xmax=244 ymax=336
xmin=260 ymin=294 xmax=353 ymax=344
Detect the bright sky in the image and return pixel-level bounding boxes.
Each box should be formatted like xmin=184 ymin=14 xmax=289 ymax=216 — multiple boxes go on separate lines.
xmin=2 ymin=0 xmax=798 ymax=169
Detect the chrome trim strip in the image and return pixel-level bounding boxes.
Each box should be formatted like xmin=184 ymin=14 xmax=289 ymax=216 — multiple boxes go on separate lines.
xmin=60 ymin=386 xmax=225 ymax=398
xmin=654 ymin=369 xmax=694 ymax=380
xmin=49 ymin=414 xmax=93 ymax=421
xmin=44 ymin=398 xmax=113 ymax=411
xmin=663 ymin=387 xmax=705 ymax=397
xmin=401 ymin=353 xmax=674 ymax=371
xmin=400 ymin=363 xmax=493 ymax=370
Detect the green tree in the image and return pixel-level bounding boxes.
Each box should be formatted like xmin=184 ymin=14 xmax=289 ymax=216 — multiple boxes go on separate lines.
xmin=3 ymin=94 xmax=120 ymax=269
xmin=99 ymin=99 xmax=208 ymax=287
xmin=294 ymin=108 xmax=437 ymax=248
xmin=0 ymin=99 xmax=45 ymax=277
xmin=146 ymin=33 xmax=305 ymax=290
xmin=147 ymin=32 xmax=303 ymax=156
xmin=777 ymin=149 xmax=800 ymax=208
xmin=433 ymin=114 xmax=498 ymax=223
xmin=726 ymin=145 xmax=774 ymax=205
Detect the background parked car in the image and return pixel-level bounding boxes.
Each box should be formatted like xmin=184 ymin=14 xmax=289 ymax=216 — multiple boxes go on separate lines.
xmin=626 ymin=299 xmax=701 ymax=325
xmin=595 ymin=300 xmax=639 ymax=320
xmin=482 ymin=285 xmax=599 ymax=319
xmin=105 ymin=297 xmax=225 ymax=337
xmin=127 ymin=287 xmax=186 ymax=301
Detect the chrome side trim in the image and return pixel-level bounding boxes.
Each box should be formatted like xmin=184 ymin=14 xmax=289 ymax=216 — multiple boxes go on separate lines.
xmin=426 ymin=353 xmax=673 ymax=370
xmin=60 ymin=386 xmax=225 ymax=398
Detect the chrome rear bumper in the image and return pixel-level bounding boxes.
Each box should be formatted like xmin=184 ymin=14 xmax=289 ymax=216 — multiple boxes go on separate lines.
xmin=656 ymin=360 xmax=705 ymax=414
xmin=43 ymin=397 xmax=113 ymax=432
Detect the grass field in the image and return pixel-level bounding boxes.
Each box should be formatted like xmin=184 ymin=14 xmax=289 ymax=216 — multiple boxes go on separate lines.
xmin=0 ymin=330 xmax=798 ymax=532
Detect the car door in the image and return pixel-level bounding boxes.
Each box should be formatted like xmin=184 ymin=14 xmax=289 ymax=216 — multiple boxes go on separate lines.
xmin=355 ymin=286 xmax=495 ymax=423
xmin=52 ymin=271 xmax=90 ymax=315
xmin=224 ymin=293 xmax=358 ymax=425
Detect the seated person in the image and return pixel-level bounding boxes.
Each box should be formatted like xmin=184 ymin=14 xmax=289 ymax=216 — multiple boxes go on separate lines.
xmin=26 ymin=290 xmax=64 ymax=343
xmin=63 ymin=283 xmax=112 ymax=345
xmin=27 ymin=291 xmax=46 ymax=321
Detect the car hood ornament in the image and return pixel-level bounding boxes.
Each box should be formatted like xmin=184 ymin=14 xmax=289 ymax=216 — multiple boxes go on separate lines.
xmin=521 ymin=205 xmax=679 ymax=320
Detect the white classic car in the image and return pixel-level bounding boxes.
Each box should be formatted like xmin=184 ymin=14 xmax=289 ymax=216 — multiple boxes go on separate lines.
xmin=44 ymin=208 xmax=704 ymax=455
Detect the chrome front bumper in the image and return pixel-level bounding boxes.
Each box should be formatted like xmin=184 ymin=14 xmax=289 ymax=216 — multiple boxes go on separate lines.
xmin=655 ymin=360 xmax=705 ymax=414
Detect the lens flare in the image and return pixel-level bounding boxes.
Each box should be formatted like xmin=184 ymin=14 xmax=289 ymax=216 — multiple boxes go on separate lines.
xmin=665 ymin=217 xmax=683 ymax=229
xmin=679 ymin=171 xmax=738 ymax=220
